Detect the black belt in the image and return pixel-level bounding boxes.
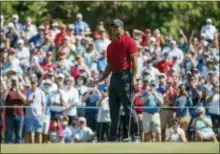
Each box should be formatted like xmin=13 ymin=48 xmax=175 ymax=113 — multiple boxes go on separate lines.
xmin=111 ymin=69 xmax=131 ymax=75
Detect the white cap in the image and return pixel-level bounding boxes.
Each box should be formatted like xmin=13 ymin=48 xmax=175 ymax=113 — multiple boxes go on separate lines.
xmin=196 ymin=107 xmax=205 ymax=113
xmin=150 ymin=37 xmax=156 ymax=42
xmin=38 ymin=25 xmax=44 ymax=30
xmin=200 ymin=33 xmax=206 ymax=38
xmin=206 ymin=18 xmax=212 ymax=23
xmin=11 ymin=75 xmax=18 ymax=81
xmin=79 ymin=117 xmax=86 ymax=122
xmin=43 ymin=79 xmax=52 ymax=85
xmin=170 ymin=40 xmax=176 ymax=45
xmin=57 ymin=73 xmax=65 ymax=79
xmin=52 ymin=22 xmax=59 ymax=27
xmin=64 ymin=36 xmax=70 ymax=40
xmin=76 ymin=13 xmax=83 ymax=19
xmin=12 ymin=14 xmax=19 ymax=20
xmin=31 ymin=56 xmax=39 ymax=63
xmin=8 ymin=22 xmax=14 ymax=28
xmin=17 ymin=39 xmax=24 ymax=44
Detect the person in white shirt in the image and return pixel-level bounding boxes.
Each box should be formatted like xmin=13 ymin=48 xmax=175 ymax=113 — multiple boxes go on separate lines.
xmin=95 ymin=27 xmax=111 ymax=53
xmin=96 ymin=87 xmax=111 ymax=142
xmin=25 ymin=75 xmax=46 ymax=143
xmin=165 ymin=118 xmax=187 ymax=142
xmin=206 ymin=82 xmax=219 ymax=130
xmin=63 ymin=76 xmax=80 ymax=124
xmin=168 ymin=40 xmax=184 ymax=65
xmin=200 ymin=18 xmax=218 ymax=41
xmin=15 ymin=39 xmax=30 ymax=69
xmin=51 ymin=22 xmax=60 ymax=40
xmin=143 ymin=59 xmax=160 ymax=82
xmin=21 ymin=17 xmax=37 ymax=42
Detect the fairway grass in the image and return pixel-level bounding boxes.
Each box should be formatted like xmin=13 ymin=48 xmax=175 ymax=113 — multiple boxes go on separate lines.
xmin=1 ymin=142 xmax=219 ymax=153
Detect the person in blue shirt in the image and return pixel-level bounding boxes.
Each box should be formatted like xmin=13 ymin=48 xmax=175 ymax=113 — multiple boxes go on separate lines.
xmin=174 ymin=84 xmax=193 ymax=139
xmin=192 ymin=107 xmax=217 ymax=142
xmin=97 ymin=51 xmax=107 ymax=73
xmin=73 ymin=13 xmax=91 ymax=36
xmin=140 ymin=81 xmax=163 ymax=142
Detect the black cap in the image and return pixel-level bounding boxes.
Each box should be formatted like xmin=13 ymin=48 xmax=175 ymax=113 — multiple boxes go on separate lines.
xmin=111 ymin=19 xmax=123 ymax=27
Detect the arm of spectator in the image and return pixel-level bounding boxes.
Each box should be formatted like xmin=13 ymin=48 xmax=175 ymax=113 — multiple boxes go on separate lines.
xmin=179 ymin=29 xmax=188 ymax=43
xmin=16 ymin=88 xmax=27 ymax=103
xmin=202 ymin=117 xmax=212 ymax=127
xmin=189 ymin=30 xmax=195 ymax=44
xmin=179 ymin=130 xmax=187 ymax=142
xmin=192 ymin=86 xmax=202 ymax=100
xmin=152 ymin=92 xmax=164 ymax=106
xmin=81 ymin=91 xmax=90 ymax=102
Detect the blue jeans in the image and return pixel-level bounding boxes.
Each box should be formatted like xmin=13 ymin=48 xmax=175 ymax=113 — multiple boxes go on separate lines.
xmin=5 ymin=115 xmax=24 ymax=143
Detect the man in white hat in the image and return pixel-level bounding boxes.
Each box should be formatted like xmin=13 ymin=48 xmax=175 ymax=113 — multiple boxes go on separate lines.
xmin=168 ymin=40 xmax=184 ymax=65
xmin=11 ymin=14 xmax=23 ymax=32
xmin=21 ymin=17 xmax=37 ymax=41
xmin=6 ymin=22 xmax=20 ymax=48
xmin=51 ymin=22 xmax=60 ymax=39
xmin=73 ymin=13 xmax=91 ymax=36
xmin=200 ymin=18 xmax=218 ymax=41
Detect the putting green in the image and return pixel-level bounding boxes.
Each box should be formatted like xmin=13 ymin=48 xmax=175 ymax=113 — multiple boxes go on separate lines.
xmin=1 ymin=142 xmax=219 ymax=153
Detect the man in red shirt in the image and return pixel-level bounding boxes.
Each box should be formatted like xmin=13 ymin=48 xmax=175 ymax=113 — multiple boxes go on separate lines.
xmin=156 ymin=52 xmax=174 ymax=77
xmin=40 ymin=52 xmax=56 ymax=72
xmin=94 ymin=19 xmax=139 ymax=142
xmin=54 ymin=24 xmax=68 ymax=49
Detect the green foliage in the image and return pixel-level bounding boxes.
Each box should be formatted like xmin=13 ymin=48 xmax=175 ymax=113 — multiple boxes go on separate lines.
xmin=1 ymin=1 xmax=219 ymax=38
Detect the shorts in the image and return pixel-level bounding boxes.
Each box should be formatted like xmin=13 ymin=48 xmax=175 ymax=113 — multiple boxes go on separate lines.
xmin=200 ymin=131 xmax=215 ymax=140
xmin=42 ymin=116 xmax=51 ymax=135
xmin=25 ymin=116 xmax=43 ymax=133
xmin=160 ymin=109 xmax=175 ymax=129
xmin=142 ymin=112 xmax=161 ymax=133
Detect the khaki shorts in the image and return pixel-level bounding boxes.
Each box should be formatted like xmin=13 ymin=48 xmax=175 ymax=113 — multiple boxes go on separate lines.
xmin=160 ymin=109 xmax=175 ymax=129
xmin=142 ymin=112 xmax=161 ymax=133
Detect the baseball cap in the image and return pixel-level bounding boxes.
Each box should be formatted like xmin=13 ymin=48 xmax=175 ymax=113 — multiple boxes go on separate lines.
xmin=68 ymin=24 xmax=74 ymax=30
xmin=43 ymin=79 xmax=52 ymax=85
xmin=170 ymin=40 xmax=176 ymax=45
xmin=99 ymin=27 xmax=106 ymax=32
xmin=206 ymin=18 xmax=212 ymax=23
xmin=11 ymin=75 xmax=18 ymax=82
xmin=17 ymin=39 xmax=24 ymax=44
xmin=12 ymin=14 xmax=19 ymax=20
xmin=142 ymin=76 xmax=151 ymax=82
xmin=38 ymin=25 xmax=44 ymax=30
xmin=64 ymin=36 xmax=70 ymax=40
xmin=196 ymin=107 xmax=205 ymax=113
xmin=149 ymin=37 xmax=156 ymax=42
xmin=200 ymin=33 xmax=206 ymax=38
xmin=57 ymin=73 xmax=65 ymax=79
xmin=30 ymin=75 xmax=38 ymax=83
xmin=76 ymin=13 xmax=83 ymax=19
xmin=52 ymin=22 xmax=59 ymax=27
xmin=158 ymin=73 xmax=167 ymax=79
xmin=111 ymin=19 xmax=123 ymax=27
xmin=79 ymin=117 xmax=86 ymax=122
xmin=8 ymin=22 xmax=14 ymax=28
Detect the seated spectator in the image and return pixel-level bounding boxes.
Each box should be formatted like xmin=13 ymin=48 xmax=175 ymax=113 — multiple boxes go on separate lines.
xmin=48 ymin=117 xmax=63 ymax=143
xmin=165 ymin=118 xmax=187 ymax=142
xmin=192 ymin=107 xmax=217 ymax=142
xmin=61 ymin=116 xmax=72 ymax=143
xmin=69 ymin=116 xmax=80 ymax=142
xmin=74 ymin=117 xmax=94 ymax=142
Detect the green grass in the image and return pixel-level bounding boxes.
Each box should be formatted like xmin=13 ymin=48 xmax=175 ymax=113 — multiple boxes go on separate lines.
xmin=1 ymin=142 xmax=219 ymax=153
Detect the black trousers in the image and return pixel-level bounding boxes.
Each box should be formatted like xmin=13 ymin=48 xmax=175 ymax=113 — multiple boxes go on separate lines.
xmin=109 ymin=70 xmax=139 ymax=141
xmin=96 ymin=122 xmax=110 ymax=142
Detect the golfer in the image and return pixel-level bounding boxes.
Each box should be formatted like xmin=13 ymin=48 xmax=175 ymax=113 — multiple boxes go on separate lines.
xmin=94 ymin=19 xmax=139 ymax=142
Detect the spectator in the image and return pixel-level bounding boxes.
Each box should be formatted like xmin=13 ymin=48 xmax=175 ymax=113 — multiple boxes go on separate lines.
xmin=96 ymin=87 xmax=110 ymax=142
xmin=140 ymin=81 xmax=163 ymax=142
xmin=174 ymin=84 xmax=193 ymax=138
xmin=48 ymin=116 xmax=63 ymax=143
xmin=4 ymin=75 xmax=26 ymax=143
xmin=51 ymin=22 xmax=60 ymax=39
xmin=61 ymin=116 xmax=72 ymax=143
xmin=192 ymin=107 xmax=217 ymax=142
xmin=69 ymin=116 xmax=80 ymax=142
xmin=153 ymin=29 xmax=164 ymax=45
xmin=21 ymin=17 xmax=37 ymax=42
xmin=165 ymin=118 xmax=187 ymax=142
xmin=160 ymin=78 xmax=177 ymax=141
xmin=97 ymin=51 xmax=107 ymax=73
xmin=95 ymin=27 xmax=111 ymax=53
xmin=140 ymin=29 xmax=152 ymax=46
xmin=6 ymin=22 xmax=20 ymax=48
xmin=25 ymin=75 xmax=45 ymax=143
xmin=200 ymin=18 xmax=218 ymax=41
xmin=167 ymin=40 xmax=184 ymax=65
xmin=93 ymin=21 xmax=110 ymax=40
xmin=11 ymin=14 xmax=23 ymax=33
xmin=75 ymin=117 xmax=94 ymax=142
xmin=40 ymin=52 xmax=56 ymax=72
xmin=63 ymin=76 xmax=80 ymax=124
xmin=143 ymin=59 xmax=160 ymax=82
xmin=73 ymin=13 xmax=91 ymax=36
xmin=55 ymin=24 xmax=69 ymax=49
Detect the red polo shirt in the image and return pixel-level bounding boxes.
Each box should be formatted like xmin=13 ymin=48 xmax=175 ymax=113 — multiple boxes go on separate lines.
xmin=5 ymin=90 xmax=24 ymax=116
xmin=107 ymin=34 xmax=137 ymax=71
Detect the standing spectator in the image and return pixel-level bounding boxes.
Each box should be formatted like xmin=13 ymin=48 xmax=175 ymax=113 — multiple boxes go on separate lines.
xmin=25 ymin=75 xmax=45 ymax=143
xmin=63 ymin=76 xmax=80 ymax=124
xmin=160 ymin=78 xmax=177 ymax=141
xmin=96 ymin=87 xmax=111 ymax=142
xmin=40 ymin=52 xmax=56 ymax=72
xmin=55 ymin=24 xmax=69 ymax=49
xmin=6 ymin=23 xmax=20 ymax=48
xmin=140 ymin=81 xmax=163 ymax=142
xmin=153 ymin=29 xmax=164 ymax=45
xmin=168 ymin=40 xmax=184 ymax=65
xmin=93 ymin=21 xmax=110 ymax=40
xmin=15 ymin=39 xmax=30 ymax=69
xmin=95 ymin=27 xmax=111 ymax=53
xmin=143 ymin=59 xmax=160 ymax=82
xmin=42 ymin=79 xmax=53 ymax=143
xmin=97 ymin=51 xmax=107 ymax=73
xmin=73 ymin=13 xmax=91 ymax=36
xmin=192 ymin=107 xmax=217 ymax=142
xmin=4 ymin=75 xmax=26 ymax=143
xmin=140 ymin=29 xmax=152 ymax=46
xmin=206 ymin=82 xmax=219 ymax=134
xmin=165 ymin=118 xmax=187 ymax=142
xmin=200 ymin=18 xmax=218 ymax=41
xmin=11 ymin=14 xmax=23 ymax=33
xmin=21 ymin=17 xmax=37 ymax=42
xmin=174 ymin=84 xmax=193 ymax=138
xmin=51 ymin=22 xmax=60 ymax=40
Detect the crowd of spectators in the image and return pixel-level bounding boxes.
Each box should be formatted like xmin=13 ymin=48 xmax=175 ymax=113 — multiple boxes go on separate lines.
xmin=0 ymin=13 xmax=219 ymax=144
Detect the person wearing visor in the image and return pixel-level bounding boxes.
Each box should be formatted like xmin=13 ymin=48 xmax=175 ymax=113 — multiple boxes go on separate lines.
xmin=94 ymin=19 xmax=139 ymax=142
